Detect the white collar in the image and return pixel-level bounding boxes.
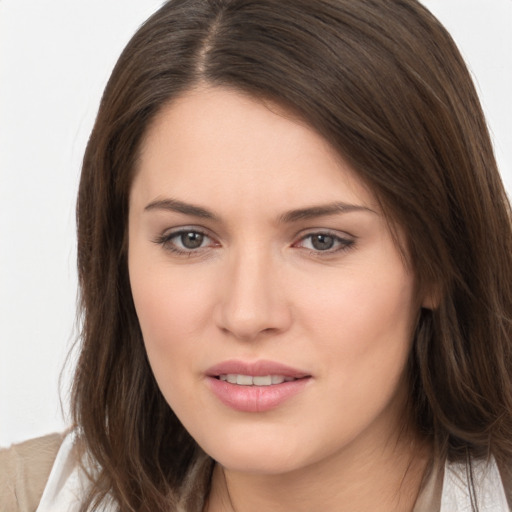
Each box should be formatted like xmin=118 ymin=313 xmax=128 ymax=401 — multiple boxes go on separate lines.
xmin=440 ymin=456 xmax=509 ymax=511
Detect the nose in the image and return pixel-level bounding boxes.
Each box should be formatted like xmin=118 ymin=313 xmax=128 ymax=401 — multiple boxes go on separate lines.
xmin=214 ymin=247 xmax=292 ymax=341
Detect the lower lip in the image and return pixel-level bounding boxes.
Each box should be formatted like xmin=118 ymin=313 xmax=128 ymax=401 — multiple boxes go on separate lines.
xmin=206 ymin=377 xmax=310 ymax=412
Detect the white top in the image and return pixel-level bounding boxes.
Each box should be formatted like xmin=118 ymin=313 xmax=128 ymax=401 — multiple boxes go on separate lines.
xmin=36 ymin=432 xmax=510 ymax=511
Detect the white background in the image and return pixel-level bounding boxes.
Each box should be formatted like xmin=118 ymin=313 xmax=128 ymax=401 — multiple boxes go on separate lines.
xmin=1 ymin=0 xmax=511 ymax=447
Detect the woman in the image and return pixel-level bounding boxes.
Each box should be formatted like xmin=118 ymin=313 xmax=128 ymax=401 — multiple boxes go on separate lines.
xmin=4 ymin=0 xmax=512 ymax=510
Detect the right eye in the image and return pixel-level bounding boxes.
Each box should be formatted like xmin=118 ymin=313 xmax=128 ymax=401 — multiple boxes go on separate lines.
xmin=154 ymin=229 xmax=218 ymax=254
xmin=174 ymin=231 xmax=207 ymax=249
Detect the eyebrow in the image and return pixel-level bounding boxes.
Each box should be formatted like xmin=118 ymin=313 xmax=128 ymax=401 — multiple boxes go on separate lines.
xmin=278 ymin=202 xmax=376 ymax=223
xmin=144 ymin=198 xmax=219 ymax=220
xmin=144 ymin=198 xmax=375 ymax=222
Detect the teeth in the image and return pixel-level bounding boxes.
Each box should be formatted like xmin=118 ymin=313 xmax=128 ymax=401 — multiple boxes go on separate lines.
xmin=253 ymin=376 xmax=272 ymax=386
xmin=219 ymin=374 xmax=294 ymax=386
xmin=237 ymin=374 xmax=253 ymax=386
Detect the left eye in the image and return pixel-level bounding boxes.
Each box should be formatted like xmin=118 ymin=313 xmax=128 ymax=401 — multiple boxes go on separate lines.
xmin=297 ymin=233 xmax=353 ymax=252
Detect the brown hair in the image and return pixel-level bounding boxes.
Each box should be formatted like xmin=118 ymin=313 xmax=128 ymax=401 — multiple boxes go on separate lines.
xmin=73 ymin=0 xmax=512 ymax=509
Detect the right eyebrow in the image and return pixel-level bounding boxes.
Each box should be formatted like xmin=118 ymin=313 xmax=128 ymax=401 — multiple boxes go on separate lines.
xmin=144 ymin=198 xmax=218 ymax=220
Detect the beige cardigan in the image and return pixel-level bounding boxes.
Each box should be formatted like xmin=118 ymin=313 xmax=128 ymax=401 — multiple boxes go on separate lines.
xmin=0 ymin=433 xmax=64 ymax=512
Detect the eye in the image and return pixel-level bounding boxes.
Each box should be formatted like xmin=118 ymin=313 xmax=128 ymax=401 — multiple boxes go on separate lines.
xmin=154 ymin=228 xmax=218 ymax=254
xmin=295 ymin=232 xmax=355 ymax=253
xmin=176 ymin=231 xmax=206 ymax=249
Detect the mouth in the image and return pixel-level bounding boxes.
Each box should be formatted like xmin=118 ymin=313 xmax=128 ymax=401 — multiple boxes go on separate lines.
xmin=216 ymin=374 xmax=302 ymax=386
xmin=206 ymin=359 xmax=310 ymax=382
xmin=205 ymin=360 xmax=311 ymax=412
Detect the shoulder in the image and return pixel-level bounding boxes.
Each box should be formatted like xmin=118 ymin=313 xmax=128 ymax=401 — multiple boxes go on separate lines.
xmin=0 ymin=432 xmax=65 ymax=512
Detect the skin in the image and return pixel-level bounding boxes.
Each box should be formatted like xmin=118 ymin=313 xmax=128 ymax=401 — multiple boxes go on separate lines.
xmin=128 ymin=86 xmax=430 ymax=511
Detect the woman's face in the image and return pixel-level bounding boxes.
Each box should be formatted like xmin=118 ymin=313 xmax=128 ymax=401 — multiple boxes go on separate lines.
xmin=128 ymin=87 xmax=420 ymax=475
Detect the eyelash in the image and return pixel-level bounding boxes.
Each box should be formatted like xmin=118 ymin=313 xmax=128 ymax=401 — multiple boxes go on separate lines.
xmin=153 ymin=229 xmax=355 ymax=256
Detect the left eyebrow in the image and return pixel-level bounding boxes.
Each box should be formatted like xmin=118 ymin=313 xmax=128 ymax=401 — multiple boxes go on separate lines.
xmin=279 ymin=202 xmax=376 ymax=223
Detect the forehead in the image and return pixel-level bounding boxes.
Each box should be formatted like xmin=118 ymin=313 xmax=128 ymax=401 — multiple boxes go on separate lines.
xmin=132 ymin=86 xmax=378 ymax=214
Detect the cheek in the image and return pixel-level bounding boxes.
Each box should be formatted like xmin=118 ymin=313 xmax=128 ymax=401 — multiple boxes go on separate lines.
xmin=293 ymin=269 xmax=416 ymax=452
xmin=129 ymin=264 xmax=213 ymax=414
xmin=129 ymin=239 xmax=216 ymax=339
xmin=294 ymin=255 xmax=416 ymax=392
xmin=302 ymin=242 xmax=415 ymax=341
xmin=128 ymin=246 xmax=216 ymax=385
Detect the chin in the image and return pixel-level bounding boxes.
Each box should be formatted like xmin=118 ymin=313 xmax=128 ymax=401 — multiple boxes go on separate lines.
xmin=194 ymin=427 xmax=322 ymax=476
xmin=215 ymin=451 xmax=303 ymax=476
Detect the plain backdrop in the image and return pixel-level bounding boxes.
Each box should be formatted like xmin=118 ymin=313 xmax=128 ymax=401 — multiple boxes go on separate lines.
xmin=1 ymin=0 xmax=511 ymax=447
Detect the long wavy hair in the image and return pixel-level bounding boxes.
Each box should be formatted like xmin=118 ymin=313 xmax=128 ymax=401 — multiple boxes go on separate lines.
xmin=73 ymin=0 xmax=512 ymax=510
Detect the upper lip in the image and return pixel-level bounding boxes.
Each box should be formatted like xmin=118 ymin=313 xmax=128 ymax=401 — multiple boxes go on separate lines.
xmin=206 ymin=359 xmax=311 ymax=379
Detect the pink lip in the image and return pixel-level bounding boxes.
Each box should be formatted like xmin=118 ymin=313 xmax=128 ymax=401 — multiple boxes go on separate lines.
xmin=205 ymin=359 xmax=311 ymax=413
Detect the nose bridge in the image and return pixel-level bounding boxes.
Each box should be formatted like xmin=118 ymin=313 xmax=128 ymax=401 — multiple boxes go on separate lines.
xmin=216 ymin=242 xmax=290 ymax=340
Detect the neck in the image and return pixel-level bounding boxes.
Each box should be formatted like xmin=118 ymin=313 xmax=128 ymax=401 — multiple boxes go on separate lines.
xmin=205 ymin=430 xmax=431 ymax=512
